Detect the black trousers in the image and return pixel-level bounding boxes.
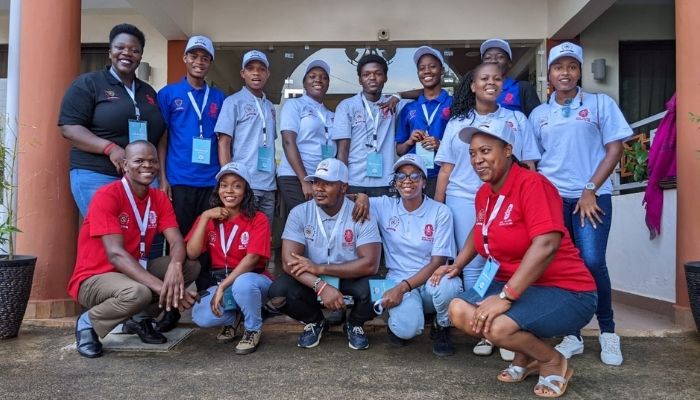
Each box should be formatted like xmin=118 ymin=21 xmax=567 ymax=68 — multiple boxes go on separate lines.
xmin=277 ymin=176 xmax=307 ymax=213
xmin=347 ymin=185 xmax=393 ymax=197
xmin=171 ymin=185 xmax=214 ymax=290
xmin=267 ymin=273 xmax=375 ymax=326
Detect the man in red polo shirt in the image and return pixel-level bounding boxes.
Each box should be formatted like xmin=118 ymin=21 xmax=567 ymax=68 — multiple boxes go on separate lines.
xmin=68 ymin=141 xmax=199 ymax=358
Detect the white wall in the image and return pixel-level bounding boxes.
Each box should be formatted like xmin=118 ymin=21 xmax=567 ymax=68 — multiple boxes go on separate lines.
xmin=607 ymin=189 xmax=677 ymax=303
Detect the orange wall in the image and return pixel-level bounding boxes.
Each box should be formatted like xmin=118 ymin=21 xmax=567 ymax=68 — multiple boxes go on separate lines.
xmin=167 ymin=40 xmax=187 ymax=84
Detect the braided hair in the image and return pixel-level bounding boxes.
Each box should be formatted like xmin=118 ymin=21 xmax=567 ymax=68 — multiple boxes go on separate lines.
xmin=451 ymin=63 xmax=502 ymax=122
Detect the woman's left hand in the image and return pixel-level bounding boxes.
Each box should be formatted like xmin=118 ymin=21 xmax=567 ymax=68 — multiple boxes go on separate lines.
xmin=471 ymin=295 xmax=511 ymax=335
xmin=421 ymin=136 xmax=441 ymax=151
xmin=210 ymin=287 xmax=225 ymax=318
xmin=574 ymin=190 xmax=604 ymax=229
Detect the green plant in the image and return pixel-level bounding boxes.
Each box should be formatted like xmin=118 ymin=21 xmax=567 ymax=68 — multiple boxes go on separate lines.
xmin=623 ymin=140 xmax=649 ymax=182
xmin=0 ymin=117 xmax=20 ymax=259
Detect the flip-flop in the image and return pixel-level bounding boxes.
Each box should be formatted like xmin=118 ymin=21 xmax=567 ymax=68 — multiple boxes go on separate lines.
xmin=533 ymin=368 xmax=574 ymax=398
xmin=497 ymin=361 xmax=539 ymax=383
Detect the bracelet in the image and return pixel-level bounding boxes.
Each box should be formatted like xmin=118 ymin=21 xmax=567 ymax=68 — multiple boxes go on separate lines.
xmin=102 ymin=142 xmax=116 ymax=155
xmin=316 ymin=282 xmax=328 ymax=296
xmin=503 ymin=284 xmax=520 ymax=301
xmin=312 ymin=277 xmax=322 ymax=293
xmin=402 ymin=279 xmax=413 ymax=292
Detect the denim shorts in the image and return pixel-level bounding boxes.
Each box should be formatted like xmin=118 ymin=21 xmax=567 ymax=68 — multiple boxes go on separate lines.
xmin=459 ymin=281 xmax=597 ymax=338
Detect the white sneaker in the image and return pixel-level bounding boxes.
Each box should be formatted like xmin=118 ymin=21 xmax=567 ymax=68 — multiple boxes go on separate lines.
xmin=555 ymin=335 xmax=584 ymax=359
xmin=499 ymin=348 xmax=515 ymax=361
xmin=599 ymin=332 xmax=623 ymax=366
xmin=473 ymin=339 xmax=494 ymax=356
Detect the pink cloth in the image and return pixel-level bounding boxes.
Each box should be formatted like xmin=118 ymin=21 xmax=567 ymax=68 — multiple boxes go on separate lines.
xmin=643 ymin=93 xmax=676 ymax=239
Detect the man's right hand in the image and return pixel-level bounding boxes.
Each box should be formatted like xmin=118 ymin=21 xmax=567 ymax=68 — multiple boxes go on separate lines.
xmin=319 ymin=285 xmax=345 ymax=311
xmin=160 ymin=176 xmax=172 ymax=201
xmin=178 ymin=289 xmax=198 ymax=312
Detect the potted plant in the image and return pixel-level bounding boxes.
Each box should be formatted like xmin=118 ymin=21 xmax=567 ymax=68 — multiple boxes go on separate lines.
xmin=0 ymin=118 xmax=38 ymax=339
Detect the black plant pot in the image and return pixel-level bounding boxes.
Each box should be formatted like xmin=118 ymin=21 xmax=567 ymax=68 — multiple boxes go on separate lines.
xmin=0 ymin=255 xmax=37 ymax=339
xmin=685 ymin=262 xmax=700 ymax=332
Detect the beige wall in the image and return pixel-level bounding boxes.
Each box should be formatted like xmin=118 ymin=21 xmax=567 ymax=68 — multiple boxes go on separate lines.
xmin=580 ymin=3 xmax=675 ymax=103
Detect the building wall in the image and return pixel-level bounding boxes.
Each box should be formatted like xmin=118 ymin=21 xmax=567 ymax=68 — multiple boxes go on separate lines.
xmin=580 ymin=3 xmax=675 ymax=103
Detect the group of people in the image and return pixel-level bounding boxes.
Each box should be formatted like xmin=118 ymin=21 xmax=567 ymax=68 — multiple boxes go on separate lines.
xmin=59 ymin=22 xmax=632 ymax=398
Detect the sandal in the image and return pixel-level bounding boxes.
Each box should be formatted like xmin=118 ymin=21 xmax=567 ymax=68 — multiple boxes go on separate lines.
xmin=533 ymin=368 xmax=574 ymax=398
xmin=497 ymin=361 xmax=539 ymax=383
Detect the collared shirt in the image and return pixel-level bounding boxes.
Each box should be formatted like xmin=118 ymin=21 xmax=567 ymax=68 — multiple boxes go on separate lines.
xmin=157 ymin=77 xmax=225 ymax=187
xmin=435 ymin=105 xmax=540 ymax=200
xmin=58 ymin=67 xmax=166 ymax=177
xmin=529 ymin=87 xmax=632 ymax=197
xmin=396 ymin=89 xmax=453 ymax=178
xmin=330 ymin=93 xmax=404 ymax=187
xmin=214 ymin=86 xmax=278 ymax=191
xmin=473 ymin=163 xmax=596 ymax=292
xmin=282 ymin=198 xmax=381 ymax=265
xmin=498 ymin=77 xmax=521 ymax=112
xmin=369 ymin=195 xmax=455 ymax=282
xmin=278 ymin=95 xmax=335 ymax=177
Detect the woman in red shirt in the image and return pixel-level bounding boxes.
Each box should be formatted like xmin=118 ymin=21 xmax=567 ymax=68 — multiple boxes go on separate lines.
xmin=432 ymin=120 xmax=596 ymax=397
xmin=186 ymin=162 xmax=272 ymax=355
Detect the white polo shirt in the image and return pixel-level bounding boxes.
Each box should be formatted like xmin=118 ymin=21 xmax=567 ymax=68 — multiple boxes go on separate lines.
xmin=330 ymin=92 xmax=404 ymax=188
xmin=529 ymin=88 xmax=632 ymax=198
xmin=282 ymin=198 xmax=381 ymax=265
xmin=278 ymin=95 xmax=336 ymax=177
xmin=214 ymin=86 xmax=277 ymax=191
xmin=369 ymin=195 xmax=455 ymax=282
xmin=435 ymin=105 xmax=540 ymax=201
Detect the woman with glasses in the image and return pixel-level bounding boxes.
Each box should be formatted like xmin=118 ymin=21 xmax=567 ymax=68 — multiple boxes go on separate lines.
xmin=354 ymin=154 xmax=461 ymax=357
xmin=528 ymin=42 xmax=631 ymax=366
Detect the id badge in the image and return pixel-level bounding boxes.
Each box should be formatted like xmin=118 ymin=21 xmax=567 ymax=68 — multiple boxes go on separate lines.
xmin=321 ymin=144 xmax=335 ymax=159
xmin=222 ymin=286 xmax=237 ymax=311
xmin=416 ymin=144 xmax=435 ymax=169
xmin=473 ymin=256 xmax=500 ymax=297
xmin=257 ymin=146 xmax=274 ymax=172
xmin=138 ymin=258 xmax=148 ymax=269
xmin=366 ymin=152 xmax=383 ymax=178
xmin=191 ymin=137 xmax=211 ymax=165
xmin=128 ymin=119 xmax=148 ymax=143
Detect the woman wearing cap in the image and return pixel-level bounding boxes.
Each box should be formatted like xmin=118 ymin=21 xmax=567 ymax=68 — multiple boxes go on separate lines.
xmin=59 ymin=23 xmax=165 ymax=217
xmin=186 ymin=162 xmax=273 ymax=355
xmin=528 ymin=42 xmax=631 ymax=366
xmin=445 ymin=123 xmax=596 ymax=398
xmin=355 ymin=154 xmax=461 ymax=357
xmin=432 ymin=62 xmax=540 ymax=360
xmin=278 ymin=60 xmax=335 ymax=211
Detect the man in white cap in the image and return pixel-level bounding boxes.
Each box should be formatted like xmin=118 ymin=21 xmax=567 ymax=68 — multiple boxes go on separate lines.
xmin=156 ymin=34 xmax=225 ymax=331
xmin=267 ymin=158 xmax=382 ymax=351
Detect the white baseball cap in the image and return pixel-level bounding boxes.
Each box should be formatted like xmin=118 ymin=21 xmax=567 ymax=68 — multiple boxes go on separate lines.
xmin=304 ymin=158 xmax=348 ymax=183
xmin=458 ymin=119 xmax=515 ymax=147
xmin=413 ymin=46 xmax=444 ymax=66
xmin=242 ymin=50 xmax=269 ymax=69
xmin=185 ymin=35 xmax=215 ymax=60
xmin=392 ymin=154 xmax=428 ymax=177
xmin=305 ymin=60 xmax=331 ymax=77
xmin=215 ymin=161 xmax=251 ymax=186
xmin=480 ymin=38 xmax=512 ymax=60
xmin=548 ymin=42 xmax=583 ymax=68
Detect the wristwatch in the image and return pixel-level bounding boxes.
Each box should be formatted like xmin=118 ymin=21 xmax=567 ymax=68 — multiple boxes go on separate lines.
xmin=312 ymin=277 xmax=323 ymax=292
xmin=584 ymin=182 xmax=597 ymax=192
xmin=498 ymin=291 xmax=513 ymax=302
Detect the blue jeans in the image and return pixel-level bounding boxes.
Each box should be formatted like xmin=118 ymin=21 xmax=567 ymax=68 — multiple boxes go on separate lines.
xmin=445 ymin=195 xmax=486 ymax=288
xmin=562 ymin=194 xmax=614 ymax=334
xmin=387 ymin=276 xmax=463 ymax=339
xmin=191 ymin=272 xmax=272 ymax=331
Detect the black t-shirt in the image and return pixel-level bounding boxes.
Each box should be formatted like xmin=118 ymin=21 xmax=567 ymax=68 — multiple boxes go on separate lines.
xmin=58 ymin=67 xmax=166 ymax=176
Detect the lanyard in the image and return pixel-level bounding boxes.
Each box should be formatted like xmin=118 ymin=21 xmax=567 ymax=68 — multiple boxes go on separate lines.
xmin=110 ymin=67 xmax=140 ymax=120
xmin=481 ymin=194 xmax=505 ymax=256
xmin=361 ymin=93 xmax=380 ymax=151
xmin=421 ymin=101 xmax=442 ymax=133
xmin=219 ymin=222 xmax=239 ymax=270
xmin=314 ymin=202 xmax=347 ymax=264
xmin=186 ymin=85 xmax=210 ymax=138
xmin=314 ymin=107 xmax=330 ymax=142
xmin=121 ymin=177 xmax=151 ymax=264
xmin=253 ymin=95 xmax=269 ymax=146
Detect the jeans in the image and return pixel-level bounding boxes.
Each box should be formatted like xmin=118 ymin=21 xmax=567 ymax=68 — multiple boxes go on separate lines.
xmin=191 ymin=272 xmax=272 ymax=331
xmin=387 ymin=276 xmax=463 ymax=339
xmin=562 ymin=194 xmax=614 ymax=334
xmin=253 ymin=189 xmax=276 ymax=228
xmin=445 ymin=195 xmax=486 ymax=288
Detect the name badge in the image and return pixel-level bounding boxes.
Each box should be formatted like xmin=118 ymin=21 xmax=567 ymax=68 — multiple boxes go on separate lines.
xmin=257 ymin=146 xmax=274 ymax=172
xmin=473 ymin=256 xmax=500 ymax=297
xmin=321 ymin=144 xmax=335 ymax=160
xmin=366 ymin=152 xmax=383 ymax=178
xmin=128 ymin=119 xmax=148 ymax=143
xmin=191 ymin=137 xmax=211 ymax=164
xmin=138 ymin=258 xmax=148 ymax=269
xmin=222 ymin=286 xmax=237 ymax=311
xmin=416 ymin=144 xmax=435 ymax=169
xmin=368 ymin=279 xmax=396 ymax=303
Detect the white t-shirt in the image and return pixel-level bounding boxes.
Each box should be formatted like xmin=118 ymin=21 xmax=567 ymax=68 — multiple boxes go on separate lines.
xmin=529 ymin=88 xmax=632 ymax=197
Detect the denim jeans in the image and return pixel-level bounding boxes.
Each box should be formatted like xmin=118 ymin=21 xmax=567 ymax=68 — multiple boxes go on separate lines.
xmin=562 ymin=194 xmax=615 ymax=334
xmin=445 ymin=195 xmax=486 ymax=288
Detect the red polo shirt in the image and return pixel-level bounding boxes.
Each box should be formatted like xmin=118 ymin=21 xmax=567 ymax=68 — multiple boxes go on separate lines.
xmin=67 ymin=180 xmax=179 ymax=301
xmin=473 ymin=163 xmax=596 ymax=292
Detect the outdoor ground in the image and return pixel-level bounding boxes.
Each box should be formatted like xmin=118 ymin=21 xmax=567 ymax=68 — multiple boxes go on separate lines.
xmin=1 ymin=325 xmax=698 ymax=400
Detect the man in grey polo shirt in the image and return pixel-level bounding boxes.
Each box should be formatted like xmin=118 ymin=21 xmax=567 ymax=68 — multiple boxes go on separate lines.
xmin=267 ymin=158 xmax=382 ymax=350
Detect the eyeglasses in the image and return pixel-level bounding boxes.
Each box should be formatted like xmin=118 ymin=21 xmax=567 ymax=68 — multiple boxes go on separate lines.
xmin=395 ymin=172 xmax=423 ymax=182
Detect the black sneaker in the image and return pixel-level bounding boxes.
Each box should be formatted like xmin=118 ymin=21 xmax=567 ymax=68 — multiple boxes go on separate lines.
xmin=155 ymin=309 xmax=180 ymax=333
xmin=432 ymin=324 xmax=455 ymax=357
xmin=344 ymin=323 xmax=369 ymax=350
xmin=387 ymin=327 xmax=407 ymax=347
xmin=122 ymin=318 xmax=167 ymax=344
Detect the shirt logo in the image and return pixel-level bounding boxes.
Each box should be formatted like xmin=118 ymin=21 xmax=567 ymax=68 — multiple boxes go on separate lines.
xmin=408 ymin=109 xmax=417 ymax=120
xmin=145 ymin=94 xmax=156 ymax=105
xmin=208 ymin=231 xmax=217 ymax=246
xmin=500 ymin=203 xmax=514 ymax=226
xmin=119 ymin=212 xmax=130 ymax=228
xmin=342 ymin=229 xmax=354 ymax=249
xmin=576 ymin=108 xmax=591 ymax=122
xmin=476 ymin=209 xmax=486 ymax=224
xmin=243 ymin=104 xmax=258 ymax=120
xmin=304 ymin=225 xmax=315 ymax=241
xmin=386 ymin=216 xmax=400 ymax=231
xmin=209 ymin=102 xmax=218 ymax=117
xmin=352 ymin=110 xmax=366 ymax=127
xmin=148 ymin=211 xmax=157 ymax=228
xmin=105 ymin=90 xmax=119 ymax=100
xmin=422 ymin=224 xmax=434 ymax=242
xmin=173 ymin=98 xmax=185 ymax=112
xmin=239 ymin=231 xmax=249 ymax=250
xmin=441 ymin=107 xmax=451 ymax=120
xmin=504 ymin=93 xmax=514 ymax=104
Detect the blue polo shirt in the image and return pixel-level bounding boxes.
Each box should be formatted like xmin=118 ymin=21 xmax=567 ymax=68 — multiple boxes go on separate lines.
xmin=396 ymin=89 xmax=452 ymax=178
xmin=157 ymin=77 xmax=225 ymax=187
xmin=498 ymin=77 xmax=521 ymax=113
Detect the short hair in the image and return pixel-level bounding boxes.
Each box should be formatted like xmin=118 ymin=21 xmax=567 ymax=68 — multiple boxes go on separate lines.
xmin=109 ymin=23 xmax=146 ymax=49
xmin=357 ymin=54 xmax=388 ymax=76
